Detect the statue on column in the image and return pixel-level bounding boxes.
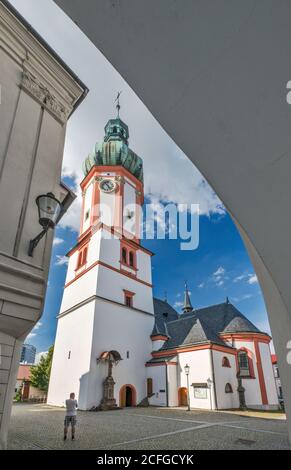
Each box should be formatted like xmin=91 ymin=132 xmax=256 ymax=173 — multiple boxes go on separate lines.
xmin=97 ymin=350 xmax=122 ymax=411
xmin=237 ymin=372 xmax=247 ymax=410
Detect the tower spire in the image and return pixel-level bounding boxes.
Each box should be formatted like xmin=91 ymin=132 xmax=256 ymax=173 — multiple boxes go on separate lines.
xmin=182 ymin=281 xmax=193 ymax=313
xmin=164 ymin=290 xmax=168 ymax=303
xmin=115 ymin=91 xmax=122 ymax=117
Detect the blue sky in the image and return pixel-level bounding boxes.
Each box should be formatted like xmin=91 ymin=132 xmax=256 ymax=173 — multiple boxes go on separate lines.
xmin=9 ymin=0 xmax=271 ymax=354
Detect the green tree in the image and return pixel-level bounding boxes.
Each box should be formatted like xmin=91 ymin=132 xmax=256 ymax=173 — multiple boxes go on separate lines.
xmin=30 ymin=345 xmax=54 ymax=391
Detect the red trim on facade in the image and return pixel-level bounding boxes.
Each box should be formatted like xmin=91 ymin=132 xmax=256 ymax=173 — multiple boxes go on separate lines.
xmin=80 ymin=165 xmax=144 ymax=199
xmin=91 ymin=177 xmax=100 ymax=224
xmin=151 ymin=343 xmax=237 ymax=358
xmin=254 ymin=340 xmax=268 ymax=405
xmin=145 ymin=361 xmax=177 ymax=367
xmin=67 ymin=224 xmax=154 ymax=259
xmin=220 ymin=332 xmax=271 ymax=344
xmin=64 ymin=259 xmax=152 ymax=289
xmin=150 ymin=335 xmax=168 ymax=341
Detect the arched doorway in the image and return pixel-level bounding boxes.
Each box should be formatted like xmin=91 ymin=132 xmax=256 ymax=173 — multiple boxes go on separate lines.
xmin=119 ymin=384 xmax=137 ymax=407
xmin=178 ymin=387 xmax=188 ymax=406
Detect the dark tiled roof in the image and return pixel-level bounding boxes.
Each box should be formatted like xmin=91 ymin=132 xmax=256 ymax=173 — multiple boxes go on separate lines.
xmin=152 ymin=299 xmax=263 ymax=351
xmin=152 ymin=298 xmax=179 ymax=336
xmin=146 ymin=355 xmax=177 ymax=364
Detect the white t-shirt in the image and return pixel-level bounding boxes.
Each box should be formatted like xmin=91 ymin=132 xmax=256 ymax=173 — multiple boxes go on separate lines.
xmin=65 ymin=398 xmax=78 ymax=416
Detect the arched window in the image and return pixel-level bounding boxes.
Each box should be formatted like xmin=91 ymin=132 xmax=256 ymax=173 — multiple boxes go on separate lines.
xmin=225 ymin=383 xmax=233 ymax=393
xmin=222 ymin=356 xmax=231 ymax=368
xmin=129 ymin=251 xmax=134 ymax=267
xmin=122 ymin=247 xmax=127 ymax=264
xmin=83 ymin=247 xmax=88 ymax=264
xmin=238 ymin=348 xmax=255 ymax=378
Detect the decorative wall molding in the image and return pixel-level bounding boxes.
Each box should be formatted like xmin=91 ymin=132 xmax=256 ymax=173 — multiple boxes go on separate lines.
xmin=21 ymin=70 xmax=73 ymax=124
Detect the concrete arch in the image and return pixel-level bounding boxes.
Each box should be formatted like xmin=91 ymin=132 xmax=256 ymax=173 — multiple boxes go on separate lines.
xmin=54 ymin=0 xmax=291 ymax=442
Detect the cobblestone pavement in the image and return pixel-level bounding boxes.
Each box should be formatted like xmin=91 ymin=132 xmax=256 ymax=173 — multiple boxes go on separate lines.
xmin=8 ymin=403 xmax=291 ymax=450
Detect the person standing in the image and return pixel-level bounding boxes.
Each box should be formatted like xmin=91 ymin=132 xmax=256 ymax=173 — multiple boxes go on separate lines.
xmin=64 ymin=392 xmax=78 ymax=440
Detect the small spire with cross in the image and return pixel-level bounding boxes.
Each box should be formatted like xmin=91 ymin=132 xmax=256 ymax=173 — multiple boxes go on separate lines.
xmin=115 ymin=91 xmax=122 ymax=117
xmin=164 ymin=290 xmax=168 ymax=303
xmin=183 ymin=281 xmax=193 ymax=313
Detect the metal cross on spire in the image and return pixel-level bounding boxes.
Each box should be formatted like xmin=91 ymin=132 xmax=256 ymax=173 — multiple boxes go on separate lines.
xmin=115 ymin=91 xmax=122 ymax=117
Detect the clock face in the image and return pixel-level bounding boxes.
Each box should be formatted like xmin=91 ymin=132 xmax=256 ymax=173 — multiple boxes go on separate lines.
xmin=99 ymin=179 xmax=116 ymax=193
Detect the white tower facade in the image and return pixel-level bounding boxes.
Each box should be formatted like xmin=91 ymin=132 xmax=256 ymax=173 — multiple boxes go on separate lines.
xmin=48 ymin=115 xmax=154 ymax=409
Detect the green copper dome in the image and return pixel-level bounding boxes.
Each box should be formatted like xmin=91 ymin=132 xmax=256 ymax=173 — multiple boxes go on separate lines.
xmin=83 ymin=117 xmax=143 ymax=182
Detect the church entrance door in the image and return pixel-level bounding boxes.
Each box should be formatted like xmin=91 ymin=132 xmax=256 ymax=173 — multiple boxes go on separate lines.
xmin=178 ymin=387 xmax=188 ymax=406
xmin=119 ymin=384 xmax=137 ymax=407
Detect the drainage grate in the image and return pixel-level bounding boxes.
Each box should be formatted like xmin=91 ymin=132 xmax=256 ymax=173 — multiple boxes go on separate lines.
xmin=235 ymin=438 xmax=256 ymax=446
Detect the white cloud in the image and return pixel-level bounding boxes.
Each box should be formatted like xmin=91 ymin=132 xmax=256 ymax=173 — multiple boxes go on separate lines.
xmin=248 ymin=274 xmax=258 ymax=285
xmin=35 ymin=351 xmax=48 ymax=364
xmin=233 ymin=273 xmax=248 ymax=283
xmin=55 ymin=255 xmax=69 ymax=266
xmin=53 ymin=237 xmax=64 ymax=246
xmin=212 ymin=266 xmax=227 ymax=287
xmin=213 ymin=266 xmax=225 ymax=277
xmin=174 ymin=301 xmax=184 ymax=309
xmin=233 ymin=294 xmax=253 ymax=302
xmin=26 ymin=332 xmax=36 ymax=340
xmin=9 ymin=0 xmax=225 ymax=234
xmin=197 ymin=282 xmax=204 ymax=288
xmin=26 ymin=321 xmax=42 ymax=341
xmin=233 ymin=272 xmax=258 ymax=285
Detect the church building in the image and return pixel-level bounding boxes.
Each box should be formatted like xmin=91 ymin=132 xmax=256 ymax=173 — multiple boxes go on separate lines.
xmin=47 ymin=108 xmax=279 ymax=411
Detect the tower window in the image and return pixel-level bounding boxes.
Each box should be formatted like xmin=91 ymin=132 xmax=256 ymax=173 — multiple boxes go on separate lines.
xmin=68 ymin=351 xmax=71 ymax=360
xmin=129 ymin=251 xmax=134 ymax=267
xmin=222 ymin=356 xmax=231 ymax=368
xmin=124 ymin=290 xmax=135 ymax=308
xmin=113 ymin=126 xmax=117 ymax=133
xmin=225 ymin=383 xmax=233 ymax=393
xmin=122 ymin=247 xmax=127 ymax=264
xmin=237 ymin=349 xmax=255 ymax=378
xmin=238 ymin=350 xmax=249 ymax=376
xmin=126 ymin=351 xmax=130 ymax=359
xmin=85 ymin=209 xmax=90 ymax=221
xmin=77 ymin=245 xmax=88 ymax=269
xmin=125 ymin=295 xmax=132 ymax=307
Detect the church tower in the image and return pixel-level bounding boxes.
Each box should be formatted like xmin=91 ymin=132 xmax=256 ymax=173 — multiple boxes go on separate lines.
xmin=48 ymin=104 xmax=154 ymax=409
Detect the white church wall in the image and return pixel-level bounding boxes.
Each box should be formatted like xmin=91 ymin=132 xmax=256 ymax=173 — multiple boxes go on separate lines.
xmin=168 ymin=364 xmax=179 ymax=406
xmin=178 ymin=350 xmax=213 ymax=409
xmin=147 ymin=365 xmax=167 ymax=406
xmin=212 ymin=350 xmax=239 ymax=409
xmin=259 ymin=342 xmax=279 ymax=408
xmin=60 ymin=265 xmax=99 ymax=313
xmin=96 ymin=264 xmax=154 ymax=313
xmin=151 ymin=339 xmax=166 ymax=351
xmin=65 ymin=250 xmax=79 ymax=284
xmin=100 ymin=187 xmax=116 ymax=227
xmin=86 ymin=298 xmax=154 ymax=409
xmin=232 ymin=340 xmax=262 ymax=407
xmin=137 ymin=250 xmax=152 ymax=285
xmin=47 ymin=301 xmax=96 ymax=409
xmin=123 ymin=181 xmax=136 ymax=235
xmin=99 ymin=232 xmax=120 ymax=269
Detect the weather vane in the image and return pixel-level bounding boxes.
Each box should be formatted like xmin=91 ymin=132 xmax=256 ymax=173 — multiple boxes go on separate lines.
xmin=115 ymin=91 xmax=122 ymax=117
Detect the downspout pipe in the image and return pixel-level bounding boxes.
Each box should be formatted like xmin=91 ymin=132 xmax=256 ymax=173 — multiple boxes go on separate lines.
xmin=210 ymin=347 xmax=218 ymax=410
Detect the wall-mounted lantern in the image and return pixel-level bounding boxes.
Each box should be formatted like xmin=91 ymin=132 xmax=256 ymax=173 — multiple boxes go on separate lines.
xmin=28 ymin=192 xmax=61 ymax=257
